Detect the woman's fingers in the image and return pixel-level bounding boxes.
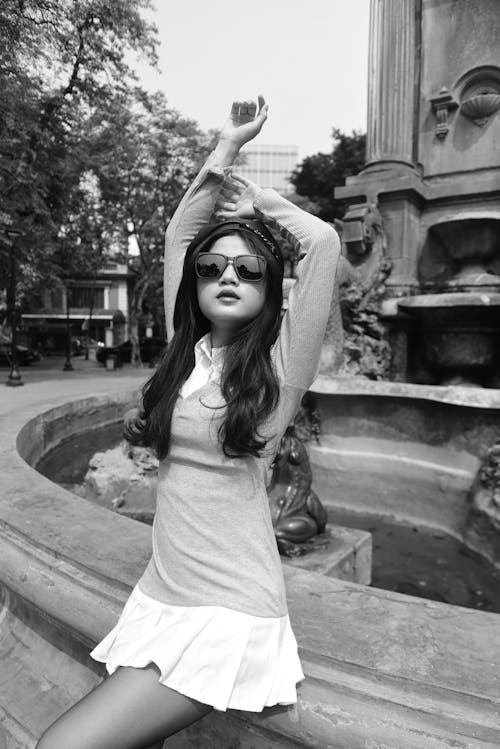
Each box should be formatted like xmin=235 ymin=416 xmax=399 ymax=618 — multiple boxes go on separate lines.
xmin=229 ymin=97 xmax=267 ymax=122
xmin=230 ymin=99 xmax=254 ymax=121
xmin=215 ymin=200 xmax=237 ymax=212
xmin=220 ymin=180 xmax=241 ymax=194
xmin=229 ymin=173 xmax=260 ymax=194
xmin=223 ymin=172 xmax=261 ymax=202
xmin=217 ymin=184 xmax=241 ymax=205
xmin=220 ymin=183 xmax=243 ymax=200
xmin=256 ymin=94 xmax=268 ymax=122
xmin=228 ymin=173 xmax=251 ymax=187
xmin=247 ymin=100 xmax=257 ymax=118
xmin=215 ymin=209 xmax=236 ymax=220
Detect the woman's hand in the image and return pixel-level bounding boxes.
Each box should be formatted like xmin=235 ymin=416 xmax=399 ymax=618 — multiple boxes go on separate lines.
xmin=219 ymin=96 xmax=269 ymax=149
xmin=215 ymin=174 xmax=261 ymax=220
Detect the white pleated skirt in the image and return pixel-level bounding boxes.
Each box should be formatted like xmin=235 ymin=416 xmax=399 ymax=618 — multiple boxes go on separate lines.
xmin=90 ymin=585 xmax=305 ymax=712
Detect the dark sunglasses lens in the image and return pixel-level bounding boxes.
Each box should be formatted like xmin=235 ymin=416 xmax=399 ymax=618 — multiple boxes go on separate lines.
xmin=196 ymin=254 xmax=225 ymax=278
xmin=235 ymin=256 xmax=266 ymax=281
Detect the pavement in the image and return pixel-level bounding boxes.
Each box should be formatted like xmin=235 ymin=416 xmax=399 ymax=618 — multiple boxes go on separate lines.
xmin=0 ymin=353 xmax=149 ymax=411
xmin=2 ymin=347 xmax=500 ymax=748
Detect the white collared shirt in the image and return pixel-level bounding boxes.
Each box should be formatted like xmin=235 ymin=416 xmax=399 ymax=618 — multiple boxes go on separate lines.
xmin=179 ymin=333 xmax=226 ymax=398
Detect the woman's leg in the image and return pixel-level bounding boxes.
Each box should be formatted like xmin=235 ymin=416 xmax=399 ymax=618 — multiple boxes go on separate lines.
xmin=36 ymin=663 xmax=212 ymax=749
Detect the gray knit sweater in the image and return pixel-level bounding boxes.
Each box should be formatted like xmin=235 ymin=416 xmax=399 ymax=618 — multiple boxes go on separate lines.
xmin=137 ymin=153 xmax=340 ymax=618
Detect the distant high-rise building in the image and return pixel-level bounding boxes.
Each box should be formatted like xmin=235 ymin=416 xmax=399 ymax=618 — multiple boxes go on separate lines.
xmin=237 ymin=144 xmax=299 ymax=194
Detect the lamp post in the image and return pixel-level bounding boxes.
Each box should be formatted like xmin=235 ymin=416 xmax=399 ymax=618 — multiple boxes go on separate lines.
xmin=62 ymin=283 xmax=74 ymax=371
xmin=5 ymin=228 xmax=24 ymax=387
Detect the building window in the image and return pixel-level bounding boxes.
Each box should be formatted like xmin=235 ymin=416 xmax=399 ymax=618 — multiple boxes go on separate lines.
xmin=71 ymin=286 xmax=105 ymax=308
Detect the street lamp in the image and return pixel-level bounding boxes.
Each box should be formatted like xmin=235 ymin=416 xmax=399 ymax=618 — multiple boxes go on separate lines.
xmin=5 ymin=227 xmax=24 ymax=387
xmin=62 ymin=283 xmax=74 ymax=372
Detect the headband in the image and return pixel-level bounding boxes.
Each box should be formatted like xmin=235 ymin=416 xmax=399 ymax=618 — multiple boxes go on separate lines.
xmin=186 ymin=219 xmax=283 ymax=270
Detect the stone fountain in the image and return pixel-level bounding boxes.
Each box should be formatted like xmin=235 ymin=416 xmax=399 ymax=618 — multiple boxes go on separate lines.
xmin=2 ymin=3 xmax=500 ymax=748
xmin=428 ymin=218 xmax=500 ymax=290
xmin=397 ymin=217 xmax=500 ymax=385
xmin=335 ymin=0 xmax=500 ymax=388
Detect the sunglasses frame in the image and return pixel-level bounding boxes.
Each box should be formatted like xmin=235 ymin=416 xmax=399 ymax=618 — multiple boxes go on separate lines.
xmin=195 ymin=252 xmax=267 ymax=282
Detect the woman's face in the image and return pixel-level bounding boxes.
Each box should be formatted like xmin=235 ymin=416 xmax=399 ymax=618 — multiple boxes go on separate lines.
xmin=196 ymin=234 xmax=267 ymax=341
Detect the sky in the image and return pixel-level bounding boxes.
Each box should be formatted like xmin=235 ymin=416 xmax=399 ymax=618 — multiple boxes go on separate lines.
xmin=136 ymin=0 xmax=370 ymax=160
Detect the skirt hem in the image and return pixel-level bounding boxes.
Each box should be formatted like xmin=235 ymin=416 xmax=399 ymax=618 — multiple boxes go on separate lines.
xmin=89 ymin=585 xmax=305 ymax=712
xmin=90 ymin=652 xmax=304 ymax=713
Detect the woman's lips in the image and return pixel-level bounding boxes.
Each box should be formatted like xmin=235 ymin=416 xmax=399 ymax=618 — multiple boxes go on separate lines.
xmin=217 ymin=290 xmax=239 ymax=299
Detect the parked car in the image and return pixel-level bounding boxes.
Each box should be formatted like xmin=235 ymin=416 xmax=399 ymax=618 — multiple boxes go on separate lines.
xmin=0 ymin=336 xmax=41 ymax=366
xmin=95 ymin=337 xmax=166 ymax=367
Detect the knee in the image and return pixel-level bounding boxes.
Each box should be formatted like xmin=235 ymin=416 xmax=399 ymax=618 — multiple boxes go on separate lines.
xmin=35 ymin=724 xmax=70 ymax=749
xmin=35 ymin=732 xmax=53 ymax=749
xmin=35 ymin=727 xmax=61 ymax=749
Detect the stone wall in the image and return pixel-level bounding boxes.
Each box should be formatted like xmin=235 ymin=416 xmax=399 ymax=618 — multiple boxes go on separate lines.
xmin=420 ymin=0 xmax=500 ymax=176
xmin=2 ymin=386 xmax=500 ymax=747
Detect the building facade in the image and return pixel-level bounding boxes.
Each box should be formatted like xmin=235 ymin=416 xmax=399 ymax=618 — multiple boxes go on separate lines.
xmin=21 ymin=263 xmax=131 ymax=353
xmin=237 ymin=144 xmax=299 ymax=194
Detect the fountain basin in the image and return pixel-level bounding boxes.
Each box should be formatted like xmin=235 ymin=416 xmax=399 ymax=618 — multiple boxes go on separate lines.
xmin=1 ymin=384 xmax=500 ymax=747
xmin=398 ymin=292 xmax=500 ymax=385
xmin=430 ymin=218 xmax=500 ymax=289
xmin=35 ymin=413 xmax=499 ymax=610
xmin=431 ymin=218 xmax=500 ymax=262
xmin=308 ymin=377 xmax=500 ymax=612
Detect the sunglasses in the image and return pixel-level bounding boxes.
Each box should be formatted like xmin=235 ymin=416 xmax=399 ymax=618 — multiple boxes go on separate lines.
xmin=195 ymin=253 xmax=267 ymax=282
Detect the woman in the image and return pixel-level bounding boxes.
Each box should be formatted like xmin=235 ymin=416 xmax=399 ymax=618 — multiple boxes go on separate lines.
xmin=37 ymin=97 xmax=340 ymax=749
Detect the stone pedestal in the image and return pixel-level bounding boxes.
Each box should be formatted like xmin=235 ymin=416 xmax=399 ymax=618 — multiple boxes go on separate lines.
xmin=283 ymin=525 xmax=372 ymax=585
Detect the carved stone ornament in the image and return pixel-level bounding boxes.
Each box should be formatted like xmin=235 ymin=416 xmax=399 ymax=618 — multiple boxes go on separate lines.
xmin=460 ymin=91 xmax=500 ymax=127
xmin=465 ymin=439 xmax=500 ymax=553
xmin=334 ymin=203 xmax=392 ymax=381
xmin=429 ymin=87 xmax=458 ymax=139
xmin=456 ymin=67 xmax=500 ymax=128
xmin=342 ymin=203 xmax=384 ymax=257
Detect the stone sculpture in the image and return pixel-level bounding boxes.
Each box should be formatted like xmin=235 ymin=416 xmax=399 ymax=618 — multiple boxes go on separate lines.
xmin=464 ymin=440 xmax=500 ymax=572
xmin=267 ymin=403 xmax=328 ymax=557
xmin=80 ymin=440 xmax=157 ymax=520
xmin=329 ymin=203 xmax=392 ymax=380
xmin=472 ymin=441 xmax=500 ymax=527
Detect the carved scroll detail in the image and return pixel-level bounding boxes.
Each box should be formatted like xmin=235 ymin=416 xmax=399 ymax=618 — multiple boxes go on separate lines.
xmin=429 ymin=87 xmax=458 ymax=140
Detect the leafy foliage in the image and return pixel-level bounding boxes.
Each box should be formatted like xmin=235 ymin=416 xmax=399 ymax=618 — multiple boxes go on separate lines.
xmin=0 ymin=0 xmax=160 ymax=306
xmin=0 ymin=0 xmax=215 ymax=362
xmin=290 ymin=128 xmax=366 ymax=223
xmin=88 ymin=89 xmax=212 ymax=358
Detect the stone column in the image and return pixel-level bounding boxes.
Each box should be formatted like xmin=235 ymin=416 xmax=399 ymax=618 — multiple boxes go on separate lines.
xmin=364 ymin=0 xmax=418 ymax=171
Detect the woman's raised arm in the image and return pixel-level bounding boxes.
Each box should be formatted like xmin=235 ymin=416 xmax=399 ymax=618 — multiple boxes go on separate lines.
xmin=216 ymin=172 xmax=340 ymax=398
xmin=254 ymin=190 xmax=340 ymax=391
xmin=163 ymin=98 xmax=269 ymax=340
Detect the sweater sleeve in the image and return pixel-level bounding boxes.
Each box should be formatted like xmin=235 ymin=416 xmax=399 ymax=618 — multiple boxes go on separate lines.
xmin=253 ymin=189 xmax=340 ymax=391
xmin=164 ymin=153 xmax=232 ymax=341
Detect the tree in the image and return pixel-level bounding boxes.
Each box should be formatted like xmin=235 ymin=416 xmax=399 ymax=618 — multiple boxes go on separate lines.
xmin=89 ymin=89 xmax=212 ymax=362
xmin=290 ymin=129 xmax=366 ymax=223
xmin=0 ymin=0 xmax=159 ymax=306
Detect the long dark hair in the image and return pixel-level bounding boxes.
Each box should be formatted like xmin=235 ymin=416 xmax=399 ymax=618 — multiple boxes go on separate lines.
xmin=126 ymin=227 xmax=284 ymax=460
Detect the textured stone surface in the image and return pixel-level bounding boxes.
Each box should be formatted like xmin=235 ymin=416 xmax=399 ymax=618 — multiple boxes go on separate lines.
xmin=308 ymin=379 xmax=500 ymax=538
xmin=420 ymin=0 xmax=500 ymax=177
xmin=1 ymin=379 xmax=500 ymax=747
xmin=335 ymin=0 xmax=500 ymax=361
xmin=79 ymin=442 xmax=158 ymax=516
xmin=365 ymin=0 xmax=416 ymax=167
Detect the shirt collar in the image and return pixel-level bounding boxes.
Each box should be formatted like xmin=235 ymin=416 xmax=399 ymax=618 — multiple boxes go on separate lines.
xmin=194 ymin=333 xmax=226 ymax=370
